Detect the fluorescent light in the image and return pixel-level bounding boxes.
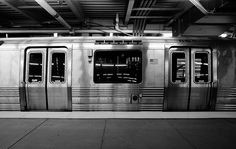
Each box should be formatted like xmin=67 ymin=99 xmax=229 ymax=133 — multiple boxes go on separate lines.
xmin=219 ymin=33 xmax=227 ymax=38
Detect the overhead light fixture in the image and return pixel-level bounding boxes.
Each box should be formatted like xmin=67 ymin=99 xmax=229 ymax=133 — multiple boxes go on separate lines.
xmin=219 ymin=26 xmax=236 ymax=38
xmin=161 ymin=32 xmax=172 ymax=38
xmin=54 ymin=33 xmax=58 ymax=37
xmin=219 ymin=33 xmax=228 ymax=38
xmin=219 ymin=31 xmax=233 ymax=38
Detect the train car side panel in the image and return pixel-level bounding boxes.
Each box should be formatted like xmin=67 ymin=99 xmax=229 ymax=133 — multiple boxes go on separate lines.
xmin=216 ymin=41 xmax=236 ymax=110
xmin=141 ymin=42 xmax=165 ymax=110
xmin=0 ymin=45 xmax=20 ymax=110
xmin=71 ymin=40 xmax=165 ymax=111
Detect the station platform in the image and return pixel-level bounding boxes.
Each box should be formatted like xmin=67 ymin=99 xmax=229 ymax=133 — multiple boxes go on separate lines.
xmin=1 ymin=112 xmax=236 ymax=149
xmin=1 ymin=111 xmax=236 ymax=119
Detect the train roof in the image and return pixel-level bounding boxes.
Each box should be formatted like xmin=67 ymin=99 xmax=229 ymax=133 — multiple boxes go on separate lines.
xmin=0 ymin=36 xmax=234 ymax=45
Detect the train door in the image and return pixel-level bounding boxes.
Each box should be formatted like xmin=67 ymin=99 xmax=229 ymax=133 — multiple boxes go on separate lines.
xmin=164 ymin=46 xmax=215 ymax=111
xmin=25 ymin=48 xmax=47 ymax=110
xmin=25 ymin=47 xmax=71 ymax=111
xmin=189 ymin=48 xmax=212 ymax=110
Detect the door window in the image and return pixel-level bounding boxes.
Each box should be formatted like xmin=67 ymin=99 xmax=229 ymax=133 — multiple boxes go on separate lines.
xmin=28 ymin=53 xmax=43 ymax=83
xmin=51 ymin=53 xmax=65 ymax=83
xmin=194 ymin=52 xmax=210 ymax=83
xmin=171 ymin=52 xmax=186 ymax=83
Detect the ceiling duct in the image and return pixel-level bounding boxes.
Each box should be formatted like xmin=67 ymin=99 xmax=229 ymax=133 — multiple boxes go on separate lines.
xmin=35 ymin=0 xmax=72 ymax=31
xmin=189 ymin=0 xmax=209 ymax=14
xmin=133 ymin=0 xmax=156 ymax=36
xmin=115 ymin=13 xmax=131 ymax=36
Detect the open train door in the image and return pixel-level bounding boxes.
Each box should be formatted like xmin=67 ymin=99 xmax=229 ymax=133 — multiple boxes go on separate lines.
xmin=164 ymin=46 xmax=217 ymax=111
xmin=25 ymin=47 xmax=71 ymax=111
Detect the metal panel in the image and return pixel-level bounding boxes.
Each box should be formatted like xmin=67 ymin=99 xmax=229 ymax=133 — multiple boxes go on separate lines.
xmin=0 ymin=51 xmax=20 ymax=87
xmin=189 ymin=48 xmax=212 ymax=110
xmin=71 ymin=42 xmax=164 ymax=111
xmin=140 ymin=88 xmax=164 ymax=104
xmin=0 ymin=103 xmax=20 ymax=111
xmin=216 ymin=41 xmax=236 ymax=111
xmin=72 ymin=87 xmax=164 ymax=104
xmin=164 ymin=46 xmax=190 ymax=110
xmin=25 ymin=48 xmax=47 ymax=110
xmin=0 ymin=88 xmax=19 ymax=97
xmin=216 ymin=104 xmax=236 ymax=111
xmin=47 ymin=48 xmax=70 ymax=110
xmin=216 ymin=87 xmax=236 ymax=110
xmin=72 ymin=103 xmax=162 ymax=111
xmin=0 ymin=87 xmax=20 ymax=110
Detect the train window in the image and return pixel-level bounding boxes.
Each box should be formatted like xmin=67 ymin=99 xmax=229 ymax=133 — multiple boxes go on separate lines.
xmin=171 ymin=52 xmax=186 ymax=83
xmin=94 ymin=50 xmax=142 ymax=83
xmin=194 ymin=52 xmax=209 ymax=83
xmin=51 ymin=53 xmax=65 ymax=83
xmin=28 ymin=53 xmax=43 ymax=83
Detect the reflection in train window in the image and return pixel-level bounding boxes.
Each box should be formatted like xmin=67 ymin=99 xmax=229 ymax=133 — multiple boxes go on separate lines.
xmin=194 ymin=52 xmax=209 ymax=83
xmin=172 ymin=52 xmax=186 ymax=83
xmin=94 ymin=50 xmax=142 ymax=83
xmin=28 ymin=53 xmax=42 ymax=83
xmin=51 ymin=53 xmax=65 ymax=83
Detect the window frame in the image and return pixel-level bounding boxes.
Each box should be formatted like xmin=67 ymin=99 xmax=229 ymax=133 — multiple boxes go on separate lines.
xmin=49 ymin=51 xmax=67 ymax=84
xmin=27 ymin=51 xmax=44 ymax=84
xmin=170 ymin=51 xmax=187 ymax=84
xmin=193 ymin=51 xmax=211 ymax=84
xmin=93 ymin=50 xmax=142 ymax=84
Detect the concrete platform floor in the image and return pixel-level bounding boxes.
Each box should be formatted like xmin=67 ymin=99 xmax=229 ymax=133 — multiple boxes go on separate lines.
xmin=1 ymin=118 xmax=236 ymax=149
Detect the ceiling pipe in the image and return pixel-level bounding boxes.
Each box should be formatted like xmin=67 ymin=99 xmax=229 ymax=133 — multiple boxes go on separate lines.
xmin=134 ymin=0 xmax=145 ymax=36
xmin=0 ymin=29 xmax=172 ymax=35
xmin=34 ymin=0 xmax=72 ymax=31
xmin=189 ymin=0 xmax=209 ymax=14
xmin=115 ymin=13 xmax=131 ymax=36
xmin=140 ymin=0 xmax=156 ymax=36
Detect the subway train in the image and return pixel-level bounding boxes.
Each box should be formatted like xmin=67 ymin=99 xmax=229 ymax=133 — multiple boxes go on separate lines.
xmin=0 ymin=36 xmax=235 ymax=111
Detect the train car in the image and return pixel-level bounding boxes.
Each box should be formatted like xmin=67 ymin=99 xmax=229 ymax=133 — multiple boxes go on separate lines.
xmin=0 ymin=37 xmax=235 ymax=111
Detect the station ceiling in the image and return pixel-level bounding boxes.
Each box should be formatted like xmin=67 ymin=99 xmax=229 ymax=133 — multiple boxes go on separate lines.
xmin=0 ymin=0 xmax=235 ymax=37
